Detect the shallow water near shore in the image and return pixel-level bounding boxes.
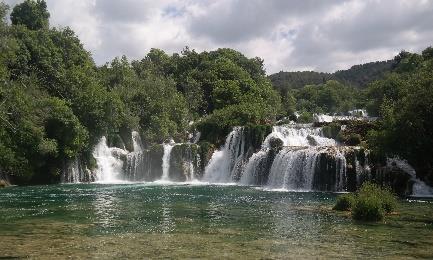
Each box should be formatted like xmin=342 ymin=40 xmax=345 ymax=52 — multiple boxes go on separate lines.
xmin=1 ymin=183 xmax=432 ymax=259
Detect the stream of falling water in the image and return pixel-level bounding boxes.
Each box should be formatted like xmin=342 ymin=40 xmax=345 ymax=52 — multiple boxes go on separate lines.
xmin=63 ymin=126 xmax=433 ymax=195
xmin=161 ymin=140 xmax=175 ymax=181
xmin=93 ymin=137 xmax=127 ymax=183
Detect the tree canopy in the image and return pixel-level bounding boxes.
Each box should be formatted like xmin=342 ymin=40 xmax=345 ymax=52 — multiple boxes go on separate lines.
xmin=10 ymin=0 xmax=50 ymax=30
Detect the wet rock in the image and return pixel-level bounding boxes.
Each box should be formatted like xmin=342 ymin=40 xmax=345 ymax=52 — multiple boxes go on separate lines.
xmin=0 ymin=179 xmax=10 ymax=188
xmin=197 ymin=141 xmax=216 ymax=178
xmin=169 ymin=144 xmax=200 ymax=181
xmin=372 ymin=165 xmax=412 ymax=196
xmin=122 ymin=144 xmax=164 ymax=181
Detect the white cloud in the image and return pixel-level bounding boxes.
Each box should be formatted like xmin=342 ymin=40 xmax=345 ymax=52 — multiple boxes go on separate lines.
xmin=4 ymin=0 xmax=433 ymax=73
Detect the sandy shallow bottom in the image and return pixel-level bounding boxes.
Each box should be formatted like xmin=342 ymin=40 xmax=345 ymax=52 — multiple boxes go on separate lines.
xmin=1 ymin=184 xmax=432 ymax=259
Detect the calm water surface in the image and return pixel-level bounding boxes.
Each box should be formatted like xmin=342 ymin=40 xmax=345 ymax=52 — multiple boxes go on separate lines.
xmin=0 ymin=183 xmax=432 ymax=259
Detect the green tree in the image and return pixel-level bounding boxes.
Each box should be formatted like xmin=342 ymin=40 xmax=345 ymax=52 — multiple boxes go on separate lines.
xmin=367 ymin=47 xmax=433 ymax=185
xmin=10 ymin=0 xmax=49 ymax=30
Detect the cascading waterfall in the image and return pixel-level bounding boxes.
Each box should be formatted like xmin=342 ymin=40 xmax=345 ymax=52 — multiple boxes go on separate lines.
xmin=93 ymin=136 xmax=127 ymax=183
xmin=262 ymin=125 xmax=336 ymax=147
xmin=61 ymin=157 xmax=94 ymax=183
xmin=239 ymin=124 xmax=346 ymax=191
xmin=267 ymin=147 xmax=320 ymax=190
xmin=336 ymin=151 xmax=347 ymax=191
xmin=89 ymin=132 xmax=201 ymax=183
xmin=59 ymin=125 xmax=433 ymax=195
xmin=125 ymin=131 xmax=144 ymax=181
xmin=62 ymin=157 xmax=82 ymax=183
xmin=132 ymin=131 xmax=144 ymax=152
xmin=0 ymin=169 xmax=10 ymax=186
xmin=161 ymin=140 xmax=175 ymax=181
xmin=202 ymin=127 xmax=246 ymax=183
xmin=62 ymin=158 xmax=79 ymax=183
xmin=387 ymin=158 xmax=433 ymax=196
xmin=239 ymin=150 xmax=269 ymax=185
xmin=184 ymin=145 xmax=198 ymax=181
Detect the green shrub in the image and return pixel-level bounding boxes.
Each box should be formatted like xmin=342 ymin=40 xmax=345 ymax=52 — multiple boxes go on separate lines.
xmin=333 ymin=182 xmax=397 ymax=221
xmin=333 ymin=193 xmax=355 ymax=211
xmin=353 ymin=182 xmax=397 ymax=221
xmin=343 ymin=133 xmax=362 ymax=146
xmin=322 ymin=122 xmax=342 ymax=139
xmin=378 ymin=188 xmax=397 ymax=213
xmin=352 ymin=193 xmax=385 ymax=221
xmin=357 ymin=182 xmax=397 ymax=213
xmin=297 ymin=111 xmax=313 ymax=123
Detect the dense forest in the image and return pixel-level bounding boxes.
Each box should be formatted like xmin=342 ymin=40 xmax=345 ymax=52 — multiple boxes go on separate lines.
xmin=269 ymin=60 xmax=393 ymax=91
xmin=0 ymin=0 xmax=432 ymax=186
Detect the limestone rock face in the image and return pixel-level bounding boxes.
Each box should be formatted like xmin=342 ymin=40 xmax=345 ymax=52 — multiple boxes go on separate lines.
xmin=372 ymin=163 xmax=413 ymax=196
xmin=169 ymin=144 xmax=200 ymax=181
xmin=122 ymin=144 xmax=164 ymax=181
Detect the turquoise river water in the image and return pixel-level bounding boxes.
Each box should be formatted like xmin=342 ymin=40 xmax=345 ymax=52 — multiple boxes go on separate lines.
xmin=0 ymin=183 xmax=432 ymax=259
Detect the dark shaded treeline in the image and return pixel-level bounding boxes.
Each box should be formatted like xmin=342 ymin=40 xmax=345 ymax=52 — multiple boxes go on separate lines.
xmin=0 ymin=0 xmax=432 ymax=186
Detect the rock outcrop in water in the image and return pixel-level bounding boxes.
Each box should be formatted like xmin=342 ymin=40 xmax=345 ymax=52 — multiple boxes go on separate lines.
xmin=0 ymin=171 xmax=11 ymax=188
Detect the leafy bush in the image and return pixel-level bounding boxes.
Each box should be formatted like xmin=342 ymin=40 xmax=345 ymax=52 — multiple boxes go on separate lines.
xmin=334 ymin=182 xmax=397 ymax=221
xmin=333 ymin=193 xmax=355 ymax=211
xmin=297 ymin=111 xmax=313 ymax=123
xmin=322 ymin=122 xmax=342 ymax=139
xmin=352 ymin=182 xmax=397 ymax=221
xmin=346 ymin=133 xmax=362 ymax=146
xmin=352 ymin=193 xmax=385 ymax=221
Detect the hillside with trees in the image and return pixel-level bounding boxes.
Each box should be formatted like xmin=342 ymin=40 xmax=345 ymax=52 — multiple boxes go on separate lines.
xmin=1 ymin=0 xmax=432 ymax=187
xmin=0 ymin=1 xmax=280 ymax=184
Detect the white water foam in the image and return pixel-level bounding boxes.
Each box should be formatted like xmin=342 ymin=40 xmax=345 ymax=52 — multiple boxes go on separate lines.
xmin=202 ymin=127 xmax=246 ymax=183
xmin=93 ymin=137 xmax=127 ymax=183
xmin=161 ymin=140 xmax=175 ymax=181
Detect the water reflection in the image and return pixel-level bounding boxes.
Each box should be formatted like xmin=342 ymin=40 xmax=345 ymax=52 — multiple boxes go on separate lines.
xmin=160 ymin=197 xmax=174 ymax=233
xmin=207 ymin=201 xmax=224 ymax=228
xmin=93 ymin=189 xmax=120 ymax=229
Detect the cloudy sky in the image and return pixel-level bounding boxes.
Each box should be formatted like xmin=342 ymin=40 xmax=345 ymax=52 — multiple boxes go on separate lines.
xmin=4 ymin=0 xmax=433 ymax=73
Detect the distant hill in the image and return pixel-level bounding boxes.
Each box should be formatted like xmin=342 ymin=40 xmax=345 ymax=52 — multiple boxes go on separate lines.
xmin=269 ymin=60 xmax=394 ymax=95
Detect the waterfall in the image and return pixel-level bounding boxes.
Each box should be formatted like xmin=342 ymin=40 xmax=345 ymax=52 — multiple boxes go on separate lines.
xmin=387 ymin=158 xmax=433 ymax=196
xmin=185 ymin=145 xmax=198 ymax=181
xmin=267 ymin=147 xmax=320 ymax=190
xmin=61 ymin=157 xmax=94 ymax=183
xmin=336 ymin=152 xmax=347 ymax=191
xmin=93 ymin=137 xmax=127 ymax=183
xmin=161 ymin=140 xmax=175 ymax=181
xmin=239 ymin=150 xmax=269 ymax=185
xmin=202 ymin=127 xmax=246 ymax=183
xmin=62 ymin=157 xmax=82 ymax=183
xmin=240 ymin=125 xmax=339 ymax=190
xmin=262 ymin=125 xmax=336 ymax=147
xmin=132 ymin=131 xmax=144 ymax=152
xmin=125 ymin=131 xmax=145 ymax=181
